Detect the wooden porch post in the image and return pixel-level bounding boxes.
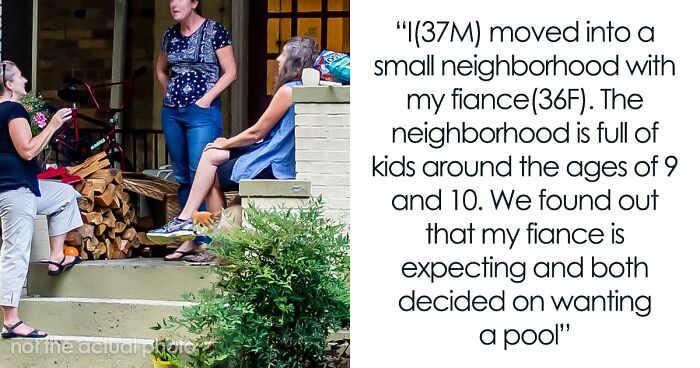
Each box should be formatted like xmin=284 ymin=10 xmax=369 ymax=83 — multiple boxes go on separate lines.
xmin=231 ymin=0 xmax=249 ymax=135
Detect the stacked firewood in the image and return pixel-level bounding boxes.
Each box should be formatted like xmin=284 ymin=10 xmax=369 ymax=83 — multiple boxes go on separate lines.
xmin=64 ymin=152 xmax=148 ymax=259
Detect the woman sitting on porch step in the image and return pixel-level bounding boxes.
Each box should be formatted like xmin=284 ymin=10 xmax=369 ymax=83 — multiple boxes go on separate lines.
xmin=148 ymin=36 xmax=318 ymax=262
xmin=0 ymin=61 xmax=84 ymax=339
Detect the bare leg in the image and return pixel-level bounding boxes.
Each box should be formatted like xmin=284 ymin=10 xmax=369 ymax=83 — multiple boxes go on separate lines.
xmin=205 ymin=175 xmax=226 ymax=213
xmin=179 ymin=149 xmax=230 ymax=220
xmin=47 ymin=233 xmax=76 ymax=273
xmin=2 ymin=306 xmax=46 ymax=336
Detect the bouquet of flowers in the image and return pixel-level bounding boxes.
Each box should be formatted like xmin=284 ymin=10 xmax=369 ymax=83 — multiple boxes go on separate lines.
xmin=19 ymin=94 xmax=54 ymax=136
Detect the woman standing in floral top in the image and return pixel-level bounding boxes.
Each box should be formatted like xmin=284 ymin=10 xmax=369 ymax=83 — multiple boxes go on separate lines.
xmin=156 ymin=0 xmax=237 ymax=260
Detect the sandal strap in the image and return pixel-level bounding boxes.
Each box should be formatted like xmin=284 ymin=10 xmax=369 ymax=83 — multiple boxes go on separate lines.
xmin=47 ymin=256 xmax=67 ymax=268
xmin=4 ymin=320 xmax=24 ymax=331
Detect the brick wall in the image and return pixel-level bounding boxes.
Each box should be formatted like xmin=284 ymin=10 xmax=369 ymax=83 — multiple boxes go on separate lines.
xmin=36 ymin=0 xmax=154 ymax=129
xmin=293 ymin=86 xmax=350 ymax=224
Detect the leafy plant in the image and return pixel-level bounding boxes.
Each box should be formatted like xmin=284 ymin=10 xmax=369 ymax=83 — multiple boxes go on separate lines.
xmin=156 ymin=198 xmax=350 ymax=367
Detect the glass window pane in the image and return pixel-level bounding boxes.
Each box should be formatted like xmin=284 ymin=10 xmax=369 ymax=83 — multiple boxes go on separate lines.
xmin=268 ymin=0 xmax=292 ymax=13
xmin=298 ymin=0 xmax=322 ymax=12
xmin=267 ymin=18 xmax=292 ymax=53
xmin=327 ymin=17 xmax=350 ymax=53
xmin=297 ymin=18 xmax=322 ymax=43
xmin=266 ymin=60 xmax=279 ymax=95
xmin=328 ymin=0 xmax=350 ymax=11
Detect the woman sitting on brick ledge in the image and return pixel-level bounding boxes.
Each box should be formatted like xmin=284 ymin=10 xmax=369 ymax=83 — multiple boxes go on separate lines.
xmin=148 ymin=36 xmax=318 ymax=262
xmin=0 ymin=61 xmax=84 ymax=339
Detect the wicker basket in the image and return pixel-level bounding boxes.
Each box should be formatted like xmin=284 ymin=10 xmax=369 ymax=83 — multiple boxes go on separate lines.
xmin=121 ymin=172 xmax=180 ymax=224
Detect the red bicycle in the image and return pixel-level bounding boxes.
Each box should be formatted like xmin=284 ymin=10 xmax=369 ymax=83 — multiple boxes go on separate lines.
xmin=52 ymin=66 xmax=147 ymax=170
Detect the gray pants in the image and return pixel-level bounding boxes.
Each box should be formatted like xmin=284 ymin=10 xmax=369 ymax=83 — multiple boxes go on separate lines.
xmin=0 ymin=181 xmax=83 ymax=307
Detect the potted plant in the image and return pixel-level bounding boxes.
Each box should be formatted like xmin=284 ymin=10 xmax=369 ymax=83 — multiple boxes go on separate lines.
xmin=151 ymin=337 xmax=181 ymax=367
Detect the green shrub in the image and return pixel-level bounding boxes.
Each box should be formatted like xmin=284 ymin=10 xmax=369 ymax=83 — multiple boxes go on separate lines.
xmin=159 ymin=198 xmax=350 ymax=367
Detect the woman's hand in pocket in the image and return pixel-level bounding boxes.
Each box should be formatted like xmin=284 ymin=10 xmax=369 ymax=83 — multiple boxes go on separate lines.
xmin=195 ymin=98 xmax=212 ymax=108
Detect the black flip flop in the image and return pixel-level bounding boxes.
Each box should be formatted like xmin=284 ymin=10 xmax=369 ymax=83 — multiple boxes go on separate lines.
xmin=1 ymin=321 xmax=47 ymax=339
xmin=47 ymin=256 xmax=83 ymax=276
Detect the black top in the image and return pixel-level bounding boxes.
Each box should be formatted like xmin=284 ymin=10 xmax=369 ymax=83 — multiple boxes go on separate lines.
xmin=0 ymin=101 xmax=40 ymax=196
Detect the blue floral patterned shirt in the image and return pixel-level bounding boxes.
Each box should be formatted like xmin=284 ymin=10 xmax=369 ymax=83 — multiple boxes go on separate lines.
xmin=161 ymin=19 xmax=232 ymax=108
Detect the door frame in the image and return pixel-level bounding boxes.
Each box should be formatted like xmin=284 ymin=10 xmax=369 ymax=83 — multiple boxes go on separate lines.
xmin=248 ymin=0 xmax=350 ymax=124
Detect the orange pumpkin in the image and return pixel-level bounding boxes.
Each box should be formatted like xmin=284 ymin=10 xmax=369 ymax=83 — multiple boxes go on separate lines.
xmin=64 ymin=247 xmax=79 ymax=257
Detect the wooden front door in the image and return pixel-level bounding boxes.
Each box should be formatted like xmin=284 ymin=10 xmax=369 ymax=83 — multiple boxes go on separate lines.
xmin=248 ymin=0 xmax=350 ymax=124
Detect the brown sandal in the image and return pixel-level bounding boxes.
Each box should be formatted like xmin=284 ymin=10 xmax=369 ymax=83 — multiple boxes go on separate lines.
xmin=164 ymin=250 xmax=199 ymax=261
xmin=183 ymin=250 xmax=214 ymax=264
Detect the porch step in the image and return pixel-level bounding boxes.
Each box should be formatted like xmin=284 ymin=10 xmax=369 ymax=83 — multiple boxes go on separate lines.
xmin=0 ymin=335 xmax=154 ymax=367
xmin=27 ymin=259 xmax=215 ymax=301
xmin=18 ymin=297 xmax=194 ymax=339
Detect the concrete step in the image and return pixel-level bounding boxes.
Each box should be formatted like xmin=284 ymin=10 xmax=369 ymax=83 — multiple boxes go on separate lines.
xmin=18 ymin=297 xmax=195 ymax=339
xmin=0 ymin=335 xmax=155 ymax=367
xmin=27 ymin=259 xmax=215 ymax=301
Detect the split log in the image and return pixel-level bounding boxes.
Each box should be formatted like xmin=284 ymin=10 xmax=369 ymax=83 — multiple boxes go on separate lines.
xmin=120 ymin=198 xmax=130 ymax=219
xmin=125 ymin=207 xmax=136 ymax=224
xmin=89 ymin=234 xmax=99 ymax=247
xmin=115 ymin=185 xmax=128 ymax=214
xmin=87 ymin=178 xmax=108 ymax=194
xmin=93 ymin=242 xmax=107 ymax=259
xmin=79 ymin=181 xmax=95 ymax=203
xmin=95 ymin=224 xmax=107 ymax=236
xmin=65 ymin=231 xmax=81 ymax=247
xmin=77 ymin=224 xmax=95 ymax=239
xmin=102 ymin=210 xmax=117 ymax=228
xmin=81 ymin=212 xmax=103 ymax=225
xmin=110 ymin=169 xmax=123 ymax=185
xmin=72 ymin=159 xmax=110 ymax=179
xmin=106 ymin=237 xmax=125 ymax=259
xmin=89 ymin=169 xmax=114 ymax=183
xmin=122 ymin=227 xmax=137 ymax=242
xmin=78 ymin=198 xmax=95 ymax=213
xmin=79 ymin=247 xmax=89 ymax=260
xmin=119 ymin=239 xmax=130 ymax=252
xmin=95 ymin=184 xmax=117 ymax=207
xmin=109 ymin=194 xmax=121 ymax=209
xmin=74 ymin=181 xmax=86 ymax=193
xmin=68 ymin=152 xmax=107 ymax=176
xmin=85 ymin=240 xmax=97 ymax=253
xmin=114 ymin=222 xmax=127 ymax=234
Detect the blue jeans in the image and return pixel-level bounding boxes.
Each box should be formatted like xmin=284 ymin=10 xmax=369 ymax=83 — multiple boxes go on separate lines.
xmin=162 ymin=102 xmax=222 ymax=244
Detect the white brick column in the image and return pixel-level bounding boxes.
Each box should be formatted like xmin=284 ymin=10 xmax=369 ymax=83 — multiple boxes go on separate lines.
xmin=293 ymin=86 xmax=350 ymax=224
